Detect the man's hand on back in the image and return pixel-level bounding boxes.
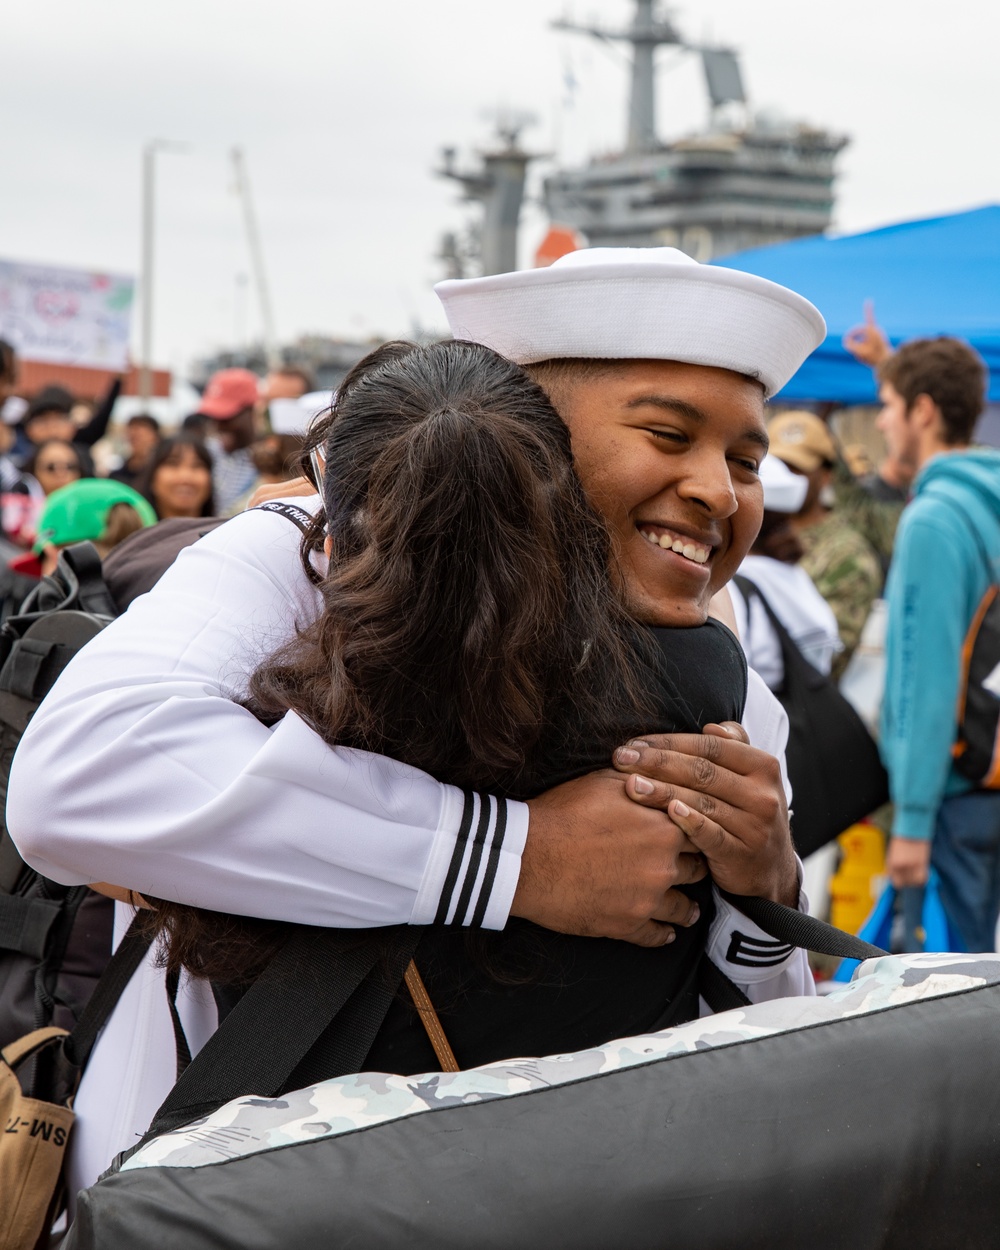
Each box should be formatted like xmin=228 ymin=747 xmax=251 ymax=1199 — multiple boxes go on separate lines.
xmin=514 ymin=771 xmax=707 ymax=948
xmin=612 ymin=724 xmax=800 ymax=907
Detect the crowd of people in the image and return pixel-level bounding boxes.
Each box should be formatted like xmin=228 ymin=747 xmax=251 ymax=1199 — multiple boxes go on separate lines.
xmin=0 ymin=245 xmax=996 ymax=1233
xmin=0 ymin=347 xmax=315 ymax=615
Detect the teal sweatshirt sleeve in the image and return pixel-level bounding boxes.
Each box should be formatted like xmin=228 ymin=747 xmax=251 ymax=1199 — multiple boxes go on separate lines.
xmin=880 ymin=511 xmax=976 ymax=840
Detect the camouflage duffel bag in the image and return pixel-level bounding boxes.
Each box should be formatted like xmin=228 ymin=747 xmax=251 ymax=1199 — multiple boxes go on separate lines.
xmin=67 ymin=954 xmax=1000 ymax=1250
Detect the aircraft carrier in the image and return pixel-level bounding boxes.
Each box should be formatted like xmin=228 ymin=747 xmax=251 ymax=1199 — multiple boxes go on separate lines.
xmin=543 ymin=1 xmax=849 ymax=260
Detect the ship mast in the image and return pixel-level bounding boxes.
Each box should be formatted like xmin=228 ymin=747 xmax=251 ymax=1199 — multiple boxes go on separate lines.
xmin=437 ymin=116 xmax=539 ymax=276
xmin=553 ymin=1 xmax=685 ymax=153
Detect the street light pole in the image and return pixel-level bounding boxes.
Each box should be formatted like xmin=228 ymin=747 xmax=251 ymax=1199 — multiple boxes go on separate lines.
xmin=139 ymin=139 xmax=187 ymax=404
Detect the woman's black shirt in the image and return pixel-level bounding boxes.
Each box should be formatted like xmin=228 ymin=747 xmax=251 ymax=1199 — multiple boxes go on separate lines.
xmin=362 ymin=619 xmax=747 ymax=1074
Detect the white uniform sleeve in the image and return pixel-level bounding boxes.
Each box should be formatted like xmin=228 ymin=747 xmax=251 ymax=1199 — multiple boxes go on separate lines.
xmin=6 ymin=502 xmax=527 ymax=930
xmin=703 ymin=668 xmax=815 ymax=1006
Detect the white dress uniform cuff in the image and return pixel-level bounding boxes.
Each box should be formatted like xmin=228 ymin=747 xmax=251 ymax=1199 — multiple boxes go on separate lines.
xmin=707 ymin=860 xmax=807 ymax=984
xmin=411 ymin=790 xmax=529 ymax=930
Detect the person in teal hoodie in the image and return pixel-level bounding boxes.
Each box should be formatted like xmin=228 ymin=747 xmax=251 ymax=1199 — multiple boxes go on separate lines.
xmin=878 ymin=335 xmax=998 ymax=950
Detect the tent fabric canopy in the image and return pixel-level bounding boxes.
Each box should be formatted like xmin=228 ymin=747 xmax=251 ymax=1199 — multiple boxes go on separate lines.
xmin=719 ymin=205 xmax=1000 ymax=403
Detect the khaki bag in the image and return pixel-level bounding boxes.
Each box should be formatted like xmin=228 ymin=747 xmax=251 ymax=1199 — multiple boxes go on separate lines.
xmin=0 ymin=922 xmax=153 ymax=1250
xmin=0 ymin=1028 xmax=74 ymax=1250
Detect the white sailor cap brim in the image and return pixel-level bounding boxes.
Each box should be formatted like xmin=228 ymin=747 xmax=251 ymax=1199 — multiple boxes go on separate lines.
xmin=435 ymin=247 xmax=826 ymax=400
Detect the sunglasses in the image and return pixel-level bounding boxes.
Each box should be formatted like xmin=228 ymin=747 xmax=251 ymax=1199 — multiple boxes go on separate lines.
xmin=39 ymin=461 xmax=80 ymax=474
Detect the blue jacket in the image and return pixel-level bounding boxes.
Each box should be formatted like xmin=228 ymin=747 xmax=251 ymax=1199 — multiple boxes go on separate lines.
xmin=881 ymin=448 xmax=1000 ymax=840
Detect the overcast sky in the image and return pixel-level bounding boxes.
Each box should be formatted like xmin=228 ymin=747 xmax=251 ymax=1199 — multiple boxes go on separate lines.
xmin=3 ymin=0 xmax=997 ymax=376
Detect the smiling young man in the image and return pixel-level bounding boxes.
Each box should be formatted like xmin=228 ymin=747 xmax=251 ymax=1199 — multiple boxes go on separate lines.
xmin=8 ymin=247 xmax=825 ymax=1193
xmin=439 ymin=247 xmax=824 ymax=906
xmin=532 ymin=359 xmax=767 ymax=626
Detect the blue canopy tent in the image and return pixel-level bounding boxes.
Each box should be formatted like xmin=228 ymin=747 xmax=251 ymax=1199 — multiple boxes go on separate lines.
xmin=719 ymin=205 xmax=1000 ymax=404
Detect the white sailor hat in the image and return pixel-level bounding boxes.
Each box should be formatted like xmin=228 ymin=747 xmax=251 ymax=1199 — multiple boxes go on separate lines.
xmin=435 ymin=247 xmax=826 ymax=399
xmin=758 ymin=453 xmax=809 ymax=514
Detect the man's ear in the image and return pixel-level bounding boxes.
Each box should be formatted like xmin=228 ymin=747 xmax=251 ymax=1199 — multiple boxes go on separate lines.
xmin=909 ymin=392 xmax=942 ymax=435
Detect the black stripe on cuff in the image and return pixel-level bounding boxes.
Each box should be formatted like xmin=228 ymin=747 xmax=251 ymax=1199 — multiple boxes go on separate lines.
xmin=433 ymin=789 xmax=476 ymax=925
xmin=470 ymin=797 xmax=508 ymax=929
xmin=451 ymin=794 xmax=493 ymax=927
xmin=726 ymin=930 xmax=795 ymax=968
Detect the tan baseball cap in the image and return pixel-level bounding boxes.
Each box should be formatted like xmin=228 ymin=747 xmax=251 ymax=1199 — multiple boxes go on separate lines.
xmin=767 ymin=410 xmax=838 ymax=474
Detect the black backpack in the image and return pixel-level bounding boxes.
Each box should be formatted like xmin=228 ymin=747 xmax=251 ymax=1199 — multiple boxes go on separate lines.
xmin=734 ymin=575 xmax=889 ymax=857
xmin=0 ymin=507 xmax=313 ymax=1055
xmin=0 ymin=518 xmax=243 ymax=1054
xmin=0 ymin=543 xmax=122 ymax=1050
xmin=948 ymin=501 xmax=1000 ymax=787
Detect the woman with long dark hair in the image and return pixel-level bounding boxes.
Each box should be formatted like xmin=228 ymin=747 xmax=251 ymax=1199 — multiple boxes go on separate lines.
xmin=146 ymin=339 xmax=747 ymax=1073
xmin=139 ymin=436 xmax=216 ymax=520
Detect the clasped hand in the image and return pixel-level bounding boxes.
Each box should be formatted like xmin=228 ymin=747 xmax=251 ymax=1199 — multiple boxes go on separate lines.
xmin=514 ymin=723 xmax=798 ymax=947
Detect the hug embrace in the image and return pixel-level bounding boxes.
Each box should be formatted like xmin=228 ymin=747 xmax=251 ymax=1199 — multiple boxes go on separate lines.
xmin=9 ymin=247 xmax=826 ymax=1196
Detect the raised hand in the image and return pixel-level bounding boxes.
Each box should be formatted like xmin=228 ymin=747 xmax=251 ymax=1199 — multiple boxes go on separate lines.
xmin=843 ymin=299 xmax=892 ymax=368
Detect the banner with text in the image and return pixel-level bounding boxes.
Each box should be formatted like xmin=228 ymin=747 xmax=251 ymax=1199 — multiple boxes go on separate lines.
xmin=0 ymin=259 xmax=135 ymax=371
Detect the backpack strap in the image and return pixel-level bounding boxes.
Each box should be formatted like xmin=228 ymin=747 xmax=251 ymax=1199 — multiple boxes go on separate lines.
xmin=733 ymin=574 xmax=826 ymax=690
xmin=718 ymin=891 xmax=887 ymax=962
xmin=251 ymin=501 xmax=315 ymax=533
xmin=698 ymin=954 xmax=752 ymax=1012
xmin=29 ymin=915 xmax=156 ymax=1105
xmin=60 ymin=917 xmax=154 ymax=1073
xmin=13 ymin=542 xmax=116 ymax=625
xmin=724 ymin=575 xmax=890 ymax=963
xmin=0 ymin=892 xmax=65 ymax=958
xmin=139 ymin=925 xmax=420 ymax=1145
xmin=56 ymin=544 xmax=118 ymax=618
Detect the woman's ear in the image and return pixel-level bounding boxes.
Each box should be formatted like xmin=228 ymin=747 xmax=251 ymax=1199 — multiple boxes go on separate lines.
xmin=323 ymin=534 xmax=333 ymax=559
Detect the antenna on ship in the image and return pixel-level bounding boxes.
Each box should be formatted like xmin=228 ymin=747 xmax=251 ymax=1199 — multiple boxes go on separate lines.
xmin=553 ymin=1 xmax=684 ymax=152
xmin=553 ymin=2 xmax=747 ymax=149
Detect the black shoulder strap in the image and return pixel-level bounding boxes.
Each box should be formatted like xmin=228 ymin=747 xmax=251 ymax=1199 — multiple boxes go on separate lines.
xmin=733 ymin=574 xmax=825 ymax=689
xmin=39 ymin=915 xmax=155 ymax=1105
xmin=251 ymin=501 xmax=315 ymax=533
xmin=57 ymin=544 xmax=118 ymax=618
xmin=697 ymin=893 xmax=887 ymax=1018
xmin=719 ymin=890 xmax=887 ymax=961
xmin=14 ymin=543 xmax=117 ymax=625
xmin=62 ymin=917 xmax=154 ymax=1072
xmin=698 ymin=953 xmax=752 ymax=1012
xmin=139 ymin=925 xmax=419 ymax=1147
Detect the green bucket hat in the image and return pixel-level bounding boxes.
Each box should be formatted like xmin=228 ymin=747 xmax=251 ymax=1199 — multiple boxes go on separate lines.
xmin=34 ymin=478 xmax=158 ymax=553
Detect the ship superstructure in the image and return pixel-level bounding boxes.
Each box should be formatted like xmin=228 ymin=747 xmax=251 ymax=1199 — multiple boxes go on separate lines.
xmin=544 ymin=2 xmax=848 ymax=259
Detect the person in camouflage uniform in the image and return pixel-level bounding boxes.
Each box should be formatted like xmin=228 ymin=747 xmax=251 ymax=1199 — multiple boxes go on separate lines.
xmin=833 ymin=458 xmax=905 ymax=578
xmin=768 ymin=411 xmax=883 ymax=680
xmin=797 ymin=507 xmax=883 ymax=679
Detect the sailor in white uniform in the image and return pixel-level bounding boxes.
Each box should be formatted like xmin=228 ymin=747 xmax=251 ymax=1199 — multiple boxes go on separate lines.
xmin=7 ymin=247 xmax=826 ymax=1193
